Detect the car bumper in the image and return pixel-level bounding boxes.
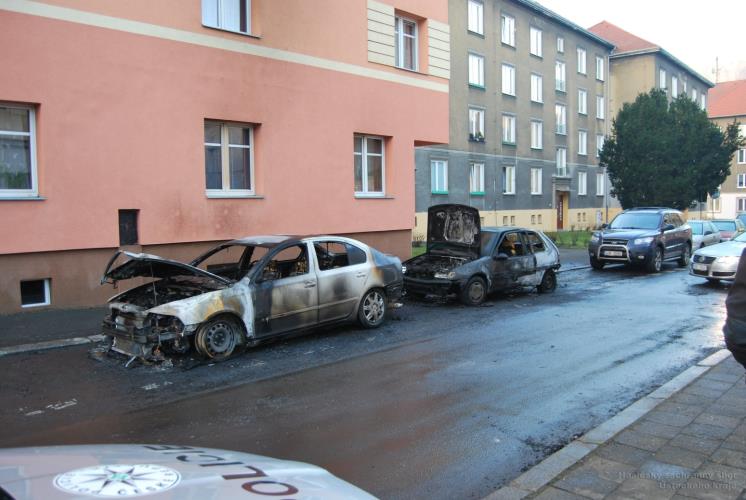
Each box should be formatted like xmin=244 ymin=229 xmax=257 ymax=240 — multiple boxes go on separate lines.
xmin=403 ymin=276 xmax=460 ymax=297
xmin=689 ymin=261 xmax=737 ymax=280
xmin=589 ymin=245 xmax=652 ymax=264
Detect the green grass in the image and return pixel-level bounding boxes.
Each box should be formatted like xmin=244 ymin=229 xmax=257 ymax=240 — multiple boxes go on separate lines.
xmin=412 ymin=245 xmax=427 ymax=257
xmin=544 ymin=230 xmax=594 ymax=249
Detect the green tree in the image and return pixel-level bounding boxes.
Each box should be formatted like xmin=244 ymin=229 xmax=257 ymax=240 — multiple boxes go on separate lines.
xmin=600 ymin=89 xmax=743 ymax=210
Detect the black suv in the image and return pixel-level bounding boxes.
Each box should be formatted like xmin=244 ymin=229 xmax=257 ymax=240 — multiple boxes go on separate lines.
xmin=588 ymin=208 xmax=692 ymax=273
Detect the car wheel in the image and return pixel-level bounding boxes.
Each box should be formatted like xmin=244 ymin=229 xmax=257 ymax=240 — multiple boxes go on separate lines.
xmin=646 ymin=247 xmax=663 ymax=273
xmin=678 ymin=245 xmax=691 ymax=267
xmin=194 ymin=316 xmax=239 ymax=360
xmin=358 ymin=288 xmax=386 ymax=328
xmin=590 ymin=256 xmax=605 ymax=270
xmin=460 ymin=276 xmax=487 ymax=306
xmin=537 ymin=269 xmax=557 ymax=293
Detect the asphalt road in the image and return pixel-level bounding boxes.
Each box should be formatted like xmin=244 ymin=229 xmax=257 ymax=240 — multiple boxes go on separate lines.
xmin=0 ymin=263 xmax=729 ymax=499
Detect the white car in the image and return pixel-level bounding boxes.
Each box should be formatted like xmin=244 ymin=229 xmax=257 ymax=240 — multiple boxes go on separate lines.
xmin=690 ymin=232 xmax=746 ymax=282
xmin=688 ymin=219 xmax=721 ymax=249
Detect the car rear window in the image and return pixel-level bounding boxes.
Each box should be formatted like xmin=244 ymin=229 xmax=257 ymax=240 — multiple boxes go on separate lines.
xmin=713 ymin=221 xmax=736 ymax=231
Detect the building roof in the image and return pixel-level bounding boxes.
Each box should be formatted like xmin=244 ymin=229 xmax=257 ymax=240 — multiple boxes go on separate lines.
xmin=708 ymin=80 xmax=746 ymax=118
xmin=588 ymin=21 xmax=714 ymax=88
xmin=514 ymin=0 xmax=614 ymax=50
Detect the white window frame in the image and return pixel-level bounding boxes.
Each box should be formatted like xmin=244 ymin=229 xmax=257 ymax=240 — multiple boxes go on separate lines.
xmin=556 ymin=147 xmax=567 ymax=176
xmin=555 ymin=104 xmax=567 ymax=135
xmin=395 ymin=16 xmax=418 ymax=71
xmin=578 ymin=89 xmax=587 ymax=115
xmin=502 ymin=114 xmax=516 ymax=144
xmin=659 ymin=68 xmax=667 ymax=89
xmin=596 ymin=56 xmax=604 ymax=81
xmin=20 ymin=278 xmax=51 ymax=308
xmin=596 ymin=172 xmax=605 ymax=196
xmin=530 ymin=73 xmax=543 ymax=103
xmin=556 ymin=36 xmax=564 ymax=53
xmin=354 ymin=134 xmax=385 ymax=196
xmin=577 ymin=47 xmax=587 ymax=74
xmin=205 ymin=121 xmax=255 ymax=197
xmin=530 ymin=120 xmax=543 ymax=150
xmin=738 ymin=198 xmax=746 ymax=212
xmin=692 ymin=88 xmax=698 ymax=102
xmin=578 ymin=130 xmax=587 ymax=155
xmin=738 ymin=173 xmax=746 ymax=188
xmin=501 ymin=14 xmax=515 ymax=46
xmin=700 ymin=94 xmax=707 ymax=110
xmin=430 ymin=160 xmax=448 ymax=193
xmin=596 ymin=95 xmax=605 ymax=119
xmin=531 ymin=167 xmax=542 ymax=195
xmin=503 ymin=165 xmax=515 ymax=194
xmin=202 ymin=0 xmax=251 ymax=35
xmin=469 ymin=52 xmax=485 ymax=87
xmin=530 ymin=27 xmax=543 ymax=57
xmin=467 ymin=0 xmax=484 ymax=35
xmin=596 ymin=134 xmax=605 ymax=157
xmin=672 ymin=76 xmax=679 ymax=98
xmin=502 ymin=64 xmax=516 ymax=95
xmin=738 ymin=149 xmax=746 ymax=164
xmin=578 ymin=171 xmax=587 ymax=195
xmin=0 ymin=103 xmax=38 ymax=199
xmin=469 ymin=107 xmax=485 ymax=142
xmin=555 ymin=61 xmax=566 ymax=92
xmin=470 ymin=162 xmax=485 ymax=193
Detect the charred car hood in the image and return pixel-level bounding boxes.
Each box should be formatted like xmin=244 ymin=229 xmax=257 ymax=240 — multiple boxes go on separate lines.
xmin=427 ymin=204 xmax=481 ymax=259
xmin=101 ymin=251 xmax=231 ymax=286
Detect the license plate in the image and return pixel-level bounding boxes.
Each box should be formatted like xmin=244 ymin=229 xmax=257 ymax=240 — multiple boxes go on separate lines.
xmin=604 ymin=251 xmax=623 ymax=257
xmin=693 ymin=263 xmax=707 ymax=271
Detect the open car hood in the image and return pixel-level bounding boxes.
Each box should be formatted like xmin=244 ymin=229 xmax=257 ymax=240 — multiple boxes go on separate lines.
xmin=427 ymin=204 xmax=481 ymax=258
xmin=101 ymin=251 xmax=231 ymax=286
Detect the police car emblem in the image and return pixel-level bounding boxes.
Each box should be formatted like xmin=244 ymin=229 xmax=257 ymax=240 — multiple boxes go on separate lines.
xmin=54 ymin=464 xmax=180 ymax=497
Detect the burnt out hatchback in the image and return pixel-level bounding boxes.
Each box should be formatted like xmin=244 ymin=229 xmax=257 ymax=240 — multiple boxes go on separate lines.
xmin=403 ymin=204 xmax=561 ymax=306
xmin=101 ymin=236 xmax=402 ymax=362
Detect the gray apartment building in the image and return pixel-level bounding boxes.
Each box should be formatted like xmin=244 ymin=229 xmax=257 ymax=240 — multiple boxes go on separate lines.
xmin=413 ymin=0 xmax=615 ymax=239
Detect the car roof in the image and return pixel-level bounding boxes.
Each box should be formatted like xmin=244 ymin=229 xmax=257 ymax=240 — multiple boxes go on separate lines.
xmin=225 ymin=235 xmax=369 ymax=248
xmin=482 ymin=227 xmax=543 ymax=234
xmin=624 ymin=207 xmax=677 ymax=213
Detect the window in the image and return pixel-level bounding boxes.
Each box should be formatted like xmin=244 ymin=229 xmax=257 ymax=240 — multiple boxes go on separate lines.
xmin=578 ymin=130 xmax=587 ymax=155
xmin=354 ymin=135 xmax=385 ymax=195
xmin=672 ymin=77 xmax=679 ymax=97
xmin=469 ymin=53 xmax=484 ymax=87
xmin=578 ymin=89 xmax=587 ymax=114
xmin=527 ymin=232 xmax=545 ymax=253
xmin=556 ymin=148 xmax=567 ymax=176
xmin=469 ymin=107 xmax=485 ymax=142
xmin=502 ymin=114 xmax=516 ymax=144
xmin=531 ymin=168 xmax=542 ymax=195
xmin=555 ymin=104 xmax=566 ymax=135
xmin=738 ymin=173 xmax=746 ymax=188
xmin=503 ymin=216 xmax=508 ymax=225
xmin=258 ymin=245 xmax=309 ymax=281
xmin=503 ymin=166 xmax=515 ymax=194
xmin=530 ymin=74 xmax=543 ymax=103
xmin=596 ymin=95 xmax=605 ymax=119
xmin=467 ymin=0 xmax=483 ymax=35
xmin=738 ymin=149 xmax=746 ymax=164
xmin=501 ymin=14 xmax=515 ymax=46
xmin=204 ymin=121 xmax=253 ymax=195
xmin=0 ymin=103 xmax=37 ymax=198
xmin=538 ymin=214 xmax=542 ymax=224
xmin=531 ymin=214 xmax=536 ymax=224
xmin=596 ymin=172 xmax=605 ymax=195
xmin=596 ymin=134 xmax=605 ymax=157
xmin=314 ymin=241 xmax=367 ymax=271
xmin=20 ymin=278 xmax=51 ymax=308
xmin=470 ymin=162 xmax=485 ymax=193
xmin=202 ymin=0 xmax=250 ymax=34
xmin=530 ymin=120 xmax=543 ymax=149
xmin=659 ymin=68 xmax=667 ymax=89
xmin=510 ymin=215 xmax=516 ymax=225
xmin=502 ymin=64 xmax=516 ymax=95
xmin=596 ymin=56 xmax=604 ymax=81
xmin=530 ymin=27 xmax=542 ymax=57
xmin=556 ymin=36 xmax=564 ymax=53
xmin=578 ymin=171 xmax=587 ymax=195
xmin=692 ymin=88 xmax=698 ymax=102
xmin=555 ymin=61 xmax=566 ymax=91
xmin=709 ymin=196 xmax=721 ymax=212
xmin=395 ymin=16 xmax=418 ymax=71
xmin=700 ymin=94 xmax=707 ymax=110
xmin=739 ymin=198 xmax=746 ymax=212
xmin=118 ymin=209 xmax=139 ymax=246
xmin=431 ymin=160 xmax=448 ymax=193
xmin=577 ymin=48 xmax=587 ymax=74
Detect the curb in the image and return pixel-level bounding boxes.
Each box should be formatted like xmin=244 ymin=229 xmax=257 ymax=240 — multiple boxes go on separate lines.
xmin=0 ymin=334 xmax=105 ymax=357
xmin=484 ymin=349 xmax=732 ymax=500
xmin=557 ymin=265 xmax=591 ymax=273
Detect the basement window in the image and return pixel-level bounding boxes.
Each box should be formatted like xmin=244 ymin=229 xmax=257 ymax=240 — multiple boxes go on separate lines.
xmin=21 ymin=278 xmax=50 ymax=307
xmin=119 ymin=209 xmax=139 ymax=246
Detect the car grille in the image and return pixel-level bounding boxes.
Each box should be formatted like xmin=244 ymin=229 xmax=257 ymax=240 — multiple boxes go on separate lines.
xmin=693 ymin=255 xmax=716 ymax=264
xmin=602 ymin=238 xmax=628 ymax=246
xmin=691 ymin=268 xmax=709 ymax=276
xmin=714 ymin=271 xmax=735 ymax=277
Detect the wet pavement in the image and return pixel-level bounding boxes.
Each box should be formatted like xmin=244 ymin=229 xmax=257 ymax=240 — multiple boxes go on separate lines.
xmin=0 ymin=263 xmax=731 ymax=499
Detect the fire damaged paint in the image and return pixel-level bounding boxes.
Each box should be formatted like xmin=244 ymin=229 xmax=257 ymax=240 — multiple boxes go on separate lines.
xmin=403 ymin=208 xmax=560 ymax=305
xmin=101 ymin=236 xmax=402 ymax=362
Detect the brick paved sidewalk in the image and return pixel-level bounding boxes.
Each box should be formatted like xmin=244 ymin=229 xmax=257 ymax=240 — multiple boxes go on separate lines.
xmin=527 ymin=354 xmax=746 ymax=500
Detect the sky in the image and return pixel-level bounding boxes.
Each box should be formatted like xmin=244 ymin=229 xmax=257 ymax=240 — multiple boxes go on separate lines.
xmin=536 ymin=0 xmax=746 ymax=84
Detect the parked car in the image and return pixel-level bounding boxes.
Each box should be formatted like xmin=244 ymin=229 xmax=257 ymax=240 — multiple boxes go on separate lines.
xmin=402 ymin=204 xmax=560 ymax=306
xmin=688 ymin=219 xmax=721 ymax=249
xmin=101 ymin=236 xmax=403 ymax=362
xmin=737 ymin=213 xmax=746 ymax=226
xmin=690 ymin=232 xmax=746 ymax=283
xmin=711 ymin=218 xmax=746 ymax=242
xmin=0 ymin=444 xmax=375 ymax=499
xmin=588 ymin=207 xmax=692 ymax=273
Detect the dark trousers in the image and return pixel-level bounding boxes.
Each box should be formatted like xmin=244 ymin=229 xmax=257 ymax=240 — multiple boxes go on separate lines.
xmin=725 ymin=336 xmax=746 ymax=371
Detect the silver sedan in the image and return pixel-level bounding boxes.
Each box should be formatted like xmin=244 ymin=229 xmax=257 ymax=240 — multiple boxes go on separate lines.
xmin=690 ymin=232 xmax=746 ymax=282
xmin=688 ymin=219 xmax=721 ymax=249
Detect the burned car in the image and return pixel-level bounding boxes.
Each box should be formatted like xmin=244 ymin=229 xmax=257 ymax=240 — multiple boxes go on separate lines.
xmin=101 ymin=236 xmax=403 ymax=362
xmin=403 ymin=204 xmax=560 ymax=306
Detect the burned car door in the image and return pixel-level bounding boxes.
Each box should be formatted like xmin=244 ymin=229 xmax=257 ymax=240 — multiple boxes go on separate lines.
xmin=253 ymin=243 xmax=319 ymax=337
xmin=314 ymin=240 xmax=369 ymax=323
xmin=490 ymin=231 xmax=537 ymax=290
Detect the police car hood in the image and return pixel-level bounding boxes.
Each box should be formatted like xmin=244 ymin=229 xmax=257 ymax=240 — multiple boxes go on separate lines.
xmin=0 ymin=444 xmax=376 ymax=499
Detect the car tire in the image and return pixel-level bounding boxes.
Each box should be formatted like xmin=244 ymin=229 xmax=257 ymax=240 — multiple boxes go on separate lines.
xmin=194 ymin=315 xmax=239 ymax=360
xmin=590 ymin=256 xmax=605 ymax=270
xmin=537 ymin=269 xmax=557 ymax=293
xmin=358 ymin=288 xmax=386 ymax=328
xmin=646 ymin=247 xmax=663 ymax=273
xmin=460 ymin=276 xmax=487 ymax=306
xmin=678 ymin=245 xmax=691 ymax=267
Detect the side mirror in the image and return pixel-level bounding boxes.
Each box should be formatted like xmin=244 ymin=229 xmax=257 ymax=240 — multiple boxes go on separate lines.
xmin=662 ymin=224 xmax=675 ymax=232
xmin=704 ymin=230 xmax=713 ymax=235
xmin=493 ymin=254 xmax=508 ymax=261
xmin=601 ymin=223 xmax=608 ymax=229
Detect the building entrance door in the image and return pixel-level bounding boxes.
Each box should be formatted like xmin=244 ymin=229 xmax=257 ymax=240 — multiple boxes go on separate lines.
xmin=556 ymin=193 xmax=566 ymax=230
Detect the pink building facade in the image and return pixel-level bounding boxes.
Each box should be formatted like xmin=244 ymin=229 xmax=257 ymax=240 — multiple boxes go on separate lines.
xmin=0 ymin=0 xmax=450 ymax=313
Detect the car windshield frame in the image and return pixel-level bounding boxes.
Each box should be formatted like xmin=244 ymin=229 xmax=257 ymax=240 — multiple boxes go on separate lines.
xmin=712 ymin=221 xmax=736 ymax=231
xmin=608 ymin=212 xmax=662 ymax=230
